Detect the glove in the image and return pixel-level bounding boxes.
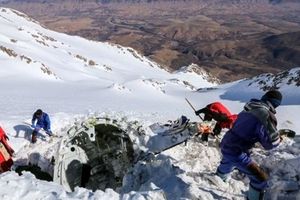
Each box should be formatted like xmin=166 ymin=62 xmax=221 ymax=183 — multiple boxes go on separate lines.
xmin=195 ymin=109 xmax=203 ymax=116
xmin=46 ymin=130 xmax=52 ymax=136
xmin=195 ymin=107 xmax=210 ymax=116
xmin=31 ymin=124 xmax=36 ymax=129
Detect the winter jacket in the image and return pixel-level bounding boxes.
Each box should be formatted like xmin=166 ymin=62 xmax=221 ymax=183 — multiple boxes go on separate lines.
xmin=0 ymin=127 xmax=14 ymax=172
xmin=220 ymin=99 xmax=280 ymax=156
xmin=197 ymin=102 xmax=237 ymax=129
xmin=32 ymin=112 xmax=51 ymax=131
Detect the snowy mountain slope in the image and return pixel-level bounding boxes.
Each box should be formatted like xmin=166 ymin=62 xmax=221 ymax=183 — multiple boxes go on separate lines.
xmin=218 ymin=68 xmax=300 ymax=132
xmin=220 ymin=67 xmax=300 ymax=104
xmin=8 ymin=112 xmax=300 ymax=200
xmin=0 ymin=7 xmax=216 ymax=84
xmin=0 ymin=7 xmax=299 ymax=200
xmin=0 ymin=7 xmax=218 ymax=121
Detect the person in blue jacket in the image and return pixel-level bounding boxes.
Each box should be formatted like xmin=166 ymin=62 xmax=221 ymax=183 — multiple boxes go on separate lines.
xmin=31 ymin=109 xmax=52 ymax=143
xmin=216 ymin=90 xmax=283 ymax=200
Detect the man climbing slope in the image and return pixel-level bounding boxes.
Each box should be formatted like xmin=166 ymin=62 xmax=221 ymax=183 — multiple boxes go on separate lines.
xmin=216 ymin=90 xmax=283 ymax=200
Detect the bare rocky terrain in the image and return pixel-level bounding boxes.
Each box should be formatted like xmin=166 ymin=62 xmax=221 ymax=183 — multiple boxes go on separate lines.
xmin=1 ymin=0 xmax=300 ymax=82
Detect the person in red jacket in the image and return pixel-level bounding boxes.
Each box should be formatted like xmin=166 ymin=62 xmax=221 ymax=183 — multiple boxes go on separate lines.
xmin=195 ymin=102 xmax=237 ymax=141
xmin=0 ymin=126 xmax=14 ymax=173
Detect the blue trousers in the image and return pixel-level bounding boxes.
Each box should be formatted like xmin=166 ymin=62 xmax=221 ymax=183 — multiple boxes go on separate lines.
xmin=217 ymin=152 xmax=268 ymax=190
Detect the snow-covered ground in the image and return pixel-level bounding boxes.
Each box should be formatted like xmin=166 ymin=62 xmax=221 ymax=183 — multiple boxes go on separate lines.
xmin=0 ymin=7 xmax=299 ymax=200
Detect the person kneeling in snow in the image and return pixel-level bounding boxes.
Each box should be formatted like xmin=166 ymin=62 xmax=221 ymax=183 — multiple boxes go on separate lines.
xmin=31 ymin=109 xmax=52 ymax=143
xmin=0 ymin=126 xmax=14 ymax=173
xmin=216 ymin=90 xmax=283 ymax=200
xmin=195 ymin=102 xmax=237 ymax=142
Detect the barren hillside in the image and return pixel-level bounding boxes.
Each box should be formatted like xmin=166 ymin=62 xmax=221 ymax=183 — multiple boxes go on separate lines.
xmin=1 ymin=0 xmax=300 ymax=82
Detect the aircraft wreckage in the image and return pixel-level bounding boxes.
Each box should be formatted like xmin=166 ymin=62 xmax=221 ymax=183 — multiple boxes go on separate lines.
xmin=17 ymin=116 xmax=203 ymax=192
xmin=53 ymin=117 xmax=140 ymax=192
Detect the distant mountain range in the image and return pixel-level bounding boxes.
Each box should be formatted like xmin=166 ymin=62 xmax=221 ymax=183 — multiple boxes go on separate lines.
xmin=0 ymin=7 xmax=217 ymax=89
xmin=1 ymin=0 xmax=299 ymax=82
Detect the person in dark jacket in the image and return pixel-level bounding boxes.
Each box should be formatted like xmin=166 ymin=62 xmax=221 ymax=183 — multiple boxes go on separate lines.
xmin=195 ymin=102 xmax=237 ymax=141
xmin=31 ymin=109 xmax=52 ymax=143
xmin=216 ymin=90 xmax=283 ymax=200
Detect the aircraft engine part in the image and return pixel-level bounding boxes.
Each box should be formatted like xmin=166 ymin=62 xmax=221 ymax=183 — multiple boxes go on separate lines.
xmin=53 ymin=117 xmax=135 ymax=192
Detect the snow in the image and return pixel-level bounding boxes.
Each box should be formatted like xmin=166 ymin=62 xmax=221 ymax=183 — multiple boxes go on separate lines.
xmin=0 ymin=7 xmax=300 ymax=200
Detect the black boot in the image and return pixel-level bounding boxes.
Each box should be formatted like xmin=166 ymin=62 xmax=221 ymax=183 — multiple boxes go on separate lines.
xmin=32 ymin=130 xmax=37 ymax=143
xmin=247 ymin=185 xmax=265 ymax=200
xmin=213 ymin=123 xmax=222 ymax=136
xmin=201 ymin=133 xmax=209 ymax=142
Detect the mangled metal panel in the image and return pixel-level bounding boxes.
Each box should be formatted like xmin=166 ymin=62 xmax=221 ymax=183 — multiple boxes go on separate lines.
xmin=53 ymin=117 xmax=135 ymax=192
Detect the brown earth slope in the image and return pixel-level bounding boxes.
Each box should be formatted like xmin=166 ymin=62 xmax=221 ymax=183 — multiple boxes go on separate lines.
xmin=1 ymin=0 xmax=300 ymax=82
